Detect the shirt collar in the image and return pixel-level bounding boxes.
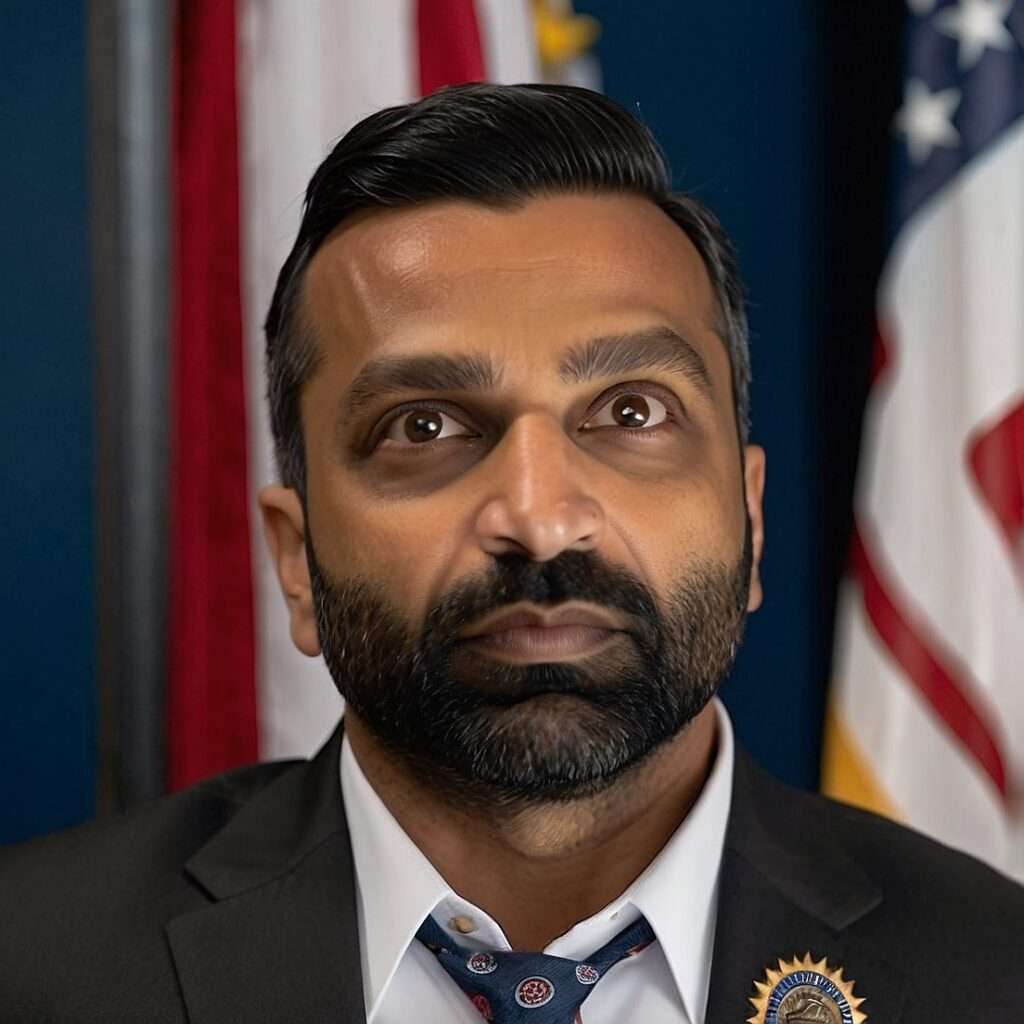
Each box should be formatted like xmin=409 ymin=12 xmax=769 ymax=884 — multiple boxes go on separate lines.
xmin=340 ymin=735 xmax=451 ymax=1019
xmin=341 ymin=697 xmax=734 ymax=1023
xmin=627 ymin=697 xmax=734 ymax=1022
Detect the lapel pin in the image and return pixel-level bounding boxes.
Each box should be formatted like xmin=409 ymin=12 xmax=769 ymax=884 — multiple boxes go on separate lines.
xmin=747 ymin=952 xmax=867 ymax=1024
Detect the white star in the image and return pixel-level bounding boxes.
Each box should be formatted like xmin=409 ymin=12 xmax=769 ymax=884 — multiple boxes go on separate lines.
xmin=935 ymin=0 xmax=1016 ymax=70
xmin=894 ymin=78 xmax=962 ymax=162
xmin=907 ymin=0 xmax=938 ymax=14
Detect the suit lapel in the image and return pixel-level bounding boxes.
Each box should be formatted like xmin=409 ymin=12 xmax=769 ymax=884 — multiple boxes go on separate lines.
xmin=705 ymin=748 xmax=907 ymax=1024
xmin=166 ymin=725 xmax=367 ymax=1024
xmin=165 ymin=723 xmax=911 ymax=1023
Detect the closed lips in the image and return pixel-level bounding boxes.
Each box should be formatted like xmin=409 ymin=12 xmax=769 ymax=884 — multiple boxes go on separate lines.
xmin=459 ymin=604 xmax=626 ymax=639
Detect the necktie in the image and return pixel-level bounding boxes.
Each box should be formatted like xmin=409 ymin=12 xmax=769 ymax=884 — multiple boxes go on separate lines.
xmin=416 ymin=911 xmax=657 ymax=1023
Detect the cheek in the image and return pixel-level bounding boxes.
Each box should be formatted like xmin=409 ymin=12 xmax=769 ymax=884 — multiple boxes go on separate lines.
xmin=608 ymin=462 xmax=742 ymax=571
xmin=584 ymin=412 xmax=742 ymax=543
xmin=311 ymin=475 xmax=467 ymax=612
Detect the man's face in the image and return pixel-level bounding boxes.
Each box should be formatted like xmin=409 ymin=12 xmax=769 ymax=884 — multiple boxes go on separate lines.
xmin=266 ymin=193 xmax=765 ymax=805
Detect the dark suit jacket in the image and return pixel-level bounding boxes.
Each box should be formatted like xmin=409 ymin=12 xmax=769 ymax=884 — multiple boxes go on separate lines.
xmin=2 ymin=724 xmax=1023 ymax=1022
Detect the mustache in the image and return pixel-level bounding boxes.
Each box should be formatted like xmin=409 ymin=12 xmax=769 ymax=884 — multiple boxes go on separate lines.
xmin=420 ymin=550 xmax=663 ymax=652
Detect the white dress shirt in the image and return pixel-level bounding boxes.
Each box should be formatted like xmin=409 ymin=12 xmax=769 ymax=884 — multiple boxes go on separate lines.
xmin=340 ymin=698 xmax=734 ymax=1024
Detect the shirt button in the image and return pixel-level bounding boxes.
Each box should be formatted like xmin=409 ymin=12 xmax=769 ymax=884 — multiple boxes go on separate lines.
xmin=449 ymin=915 xmax=477 ymax=934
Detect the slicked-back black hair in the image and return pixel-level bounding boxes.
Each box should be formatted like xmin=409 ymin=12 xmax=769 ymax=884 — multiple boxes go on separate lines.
xmin=265 ymin=82 xmax=750 ymax=494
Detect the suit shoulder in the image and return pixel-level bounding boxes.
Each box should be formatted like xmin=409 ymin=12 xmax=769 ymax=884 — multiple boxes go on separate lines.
xmin=759 ymin=769 xmax=1024 ymax=943
xmin=0 ymin=761 xmax=299 ymax=999
xmin=821 ymin=789 xmax=1021 ymax=901
xmin=0 ymin=758 xmax=303 ymax=1021
xmin=0 ymin=757 xmax=299 ymax=886
xmin=735 ymin=762 xmax=1024 ymax=1013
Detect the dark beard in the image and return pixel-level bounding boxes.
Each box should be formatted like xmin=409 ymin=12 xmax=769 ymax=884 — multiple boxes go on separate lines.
xmin=308 ymin=531 xmax=751 ymax=809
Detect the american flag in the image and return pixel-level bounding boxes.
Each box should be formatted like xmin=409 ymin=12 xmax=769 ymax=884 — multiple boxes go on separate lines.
xmin=825 ymin=0 xmax=1024 ymax=881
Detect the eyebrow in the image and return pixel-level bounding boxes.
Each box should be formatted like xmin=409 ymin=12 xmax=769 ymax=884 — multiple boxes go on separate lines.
xmin=340 ymin=327 xmax=713 ymax=426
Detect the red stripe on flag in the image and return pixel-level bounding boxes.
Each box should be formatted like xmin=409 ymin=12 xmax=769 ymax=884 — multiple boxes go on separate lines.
xmin=417 ymin=0 xmax=486 ymax=96
xmin=169 ymin=0 xmax=259 ymax=789
xmin=871 ymin=323 xmax=892 ymax=384
xmin=852 ymin=525 xmax=1008 ymax=798
xmin=967 ymin=399 xmax=1024 ymax=578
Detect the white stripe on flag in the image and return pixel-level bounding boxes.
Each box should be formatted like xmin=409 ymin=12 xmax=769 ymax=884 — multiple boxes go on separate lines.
xmin=476 ymin=0 xmax=542 ymax=84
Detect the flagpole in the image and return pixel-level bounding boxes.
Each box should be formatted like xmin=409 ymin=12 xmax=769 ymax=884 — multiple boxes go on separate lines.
xmin=90 ymin=0 xmax=172 ymax=809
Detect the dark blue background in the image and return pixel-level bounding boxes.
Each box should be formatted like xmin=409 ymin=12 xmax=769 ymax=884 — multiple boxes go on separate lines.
xmin=0 ymin=1 xmax=95 ymax=841
xmin=1 ymin=3 xmax=902 ymax=841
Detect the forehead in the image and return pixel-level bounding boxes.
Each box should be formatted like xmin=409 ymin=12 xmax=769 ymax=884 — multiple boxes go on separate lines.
xmin=303 ymin=193 xmax=724 ymax=376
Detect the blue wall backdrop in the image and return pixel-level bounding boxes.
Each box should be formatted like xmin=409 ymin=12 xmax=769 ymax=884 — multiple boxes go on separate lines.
xmin=0 ymin=1 xmax=95 ymax=842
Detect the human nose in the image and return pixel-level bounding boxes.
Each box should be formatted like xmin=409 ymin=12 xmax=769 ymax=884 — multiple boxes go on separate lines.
xmin=473 ymin=413 xmax=605 ymax=562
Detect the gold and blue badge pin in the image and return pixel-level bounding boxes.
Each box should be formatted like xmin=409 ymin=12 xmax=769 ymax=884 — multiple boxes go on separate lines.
xmin=747 ymin=953 xmax=866 ymax=1024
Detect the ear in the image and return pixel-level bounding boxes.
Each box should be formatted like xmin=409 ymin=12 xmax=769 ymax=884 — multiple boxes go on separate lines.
xmin=742 ymin=444 xmax=766 ymax=612
xmin=258 ymin=485 xmax=322 ymax=657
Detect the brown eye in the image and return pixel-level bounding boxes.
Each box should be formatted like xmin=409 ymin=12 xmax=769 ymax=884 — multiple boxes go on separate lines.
xmin=404 ymin=411 xmax=443 ymax=442
xmin=583 ymin=392 xmax=669 ymax=431
xmin=381 ymin=408 xmax=474 ymax=446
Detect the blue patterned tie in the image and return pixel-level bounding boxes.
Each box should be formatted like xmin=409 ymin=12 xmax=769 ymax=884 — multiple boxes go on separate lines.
xmin=416 ymin=911 xmax=657 ymax=1022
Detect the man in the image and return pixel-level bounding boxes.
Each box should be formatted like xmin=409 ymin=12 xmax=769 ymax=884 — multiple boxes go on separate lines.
xmin=2 ymin=84 xmax=1022 ymax=1023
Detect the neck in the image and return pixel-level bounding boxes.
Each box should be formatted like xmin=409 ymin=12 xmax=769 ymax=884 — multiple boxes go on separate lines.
xmin=345 ymin=703 xmax=719 ymax=951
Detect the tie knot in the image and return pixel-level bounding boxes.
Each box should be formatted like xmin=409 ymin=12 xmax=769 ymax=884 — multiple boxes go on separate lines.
xmin=416 ymin=912 xmax=657 ymax=1023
